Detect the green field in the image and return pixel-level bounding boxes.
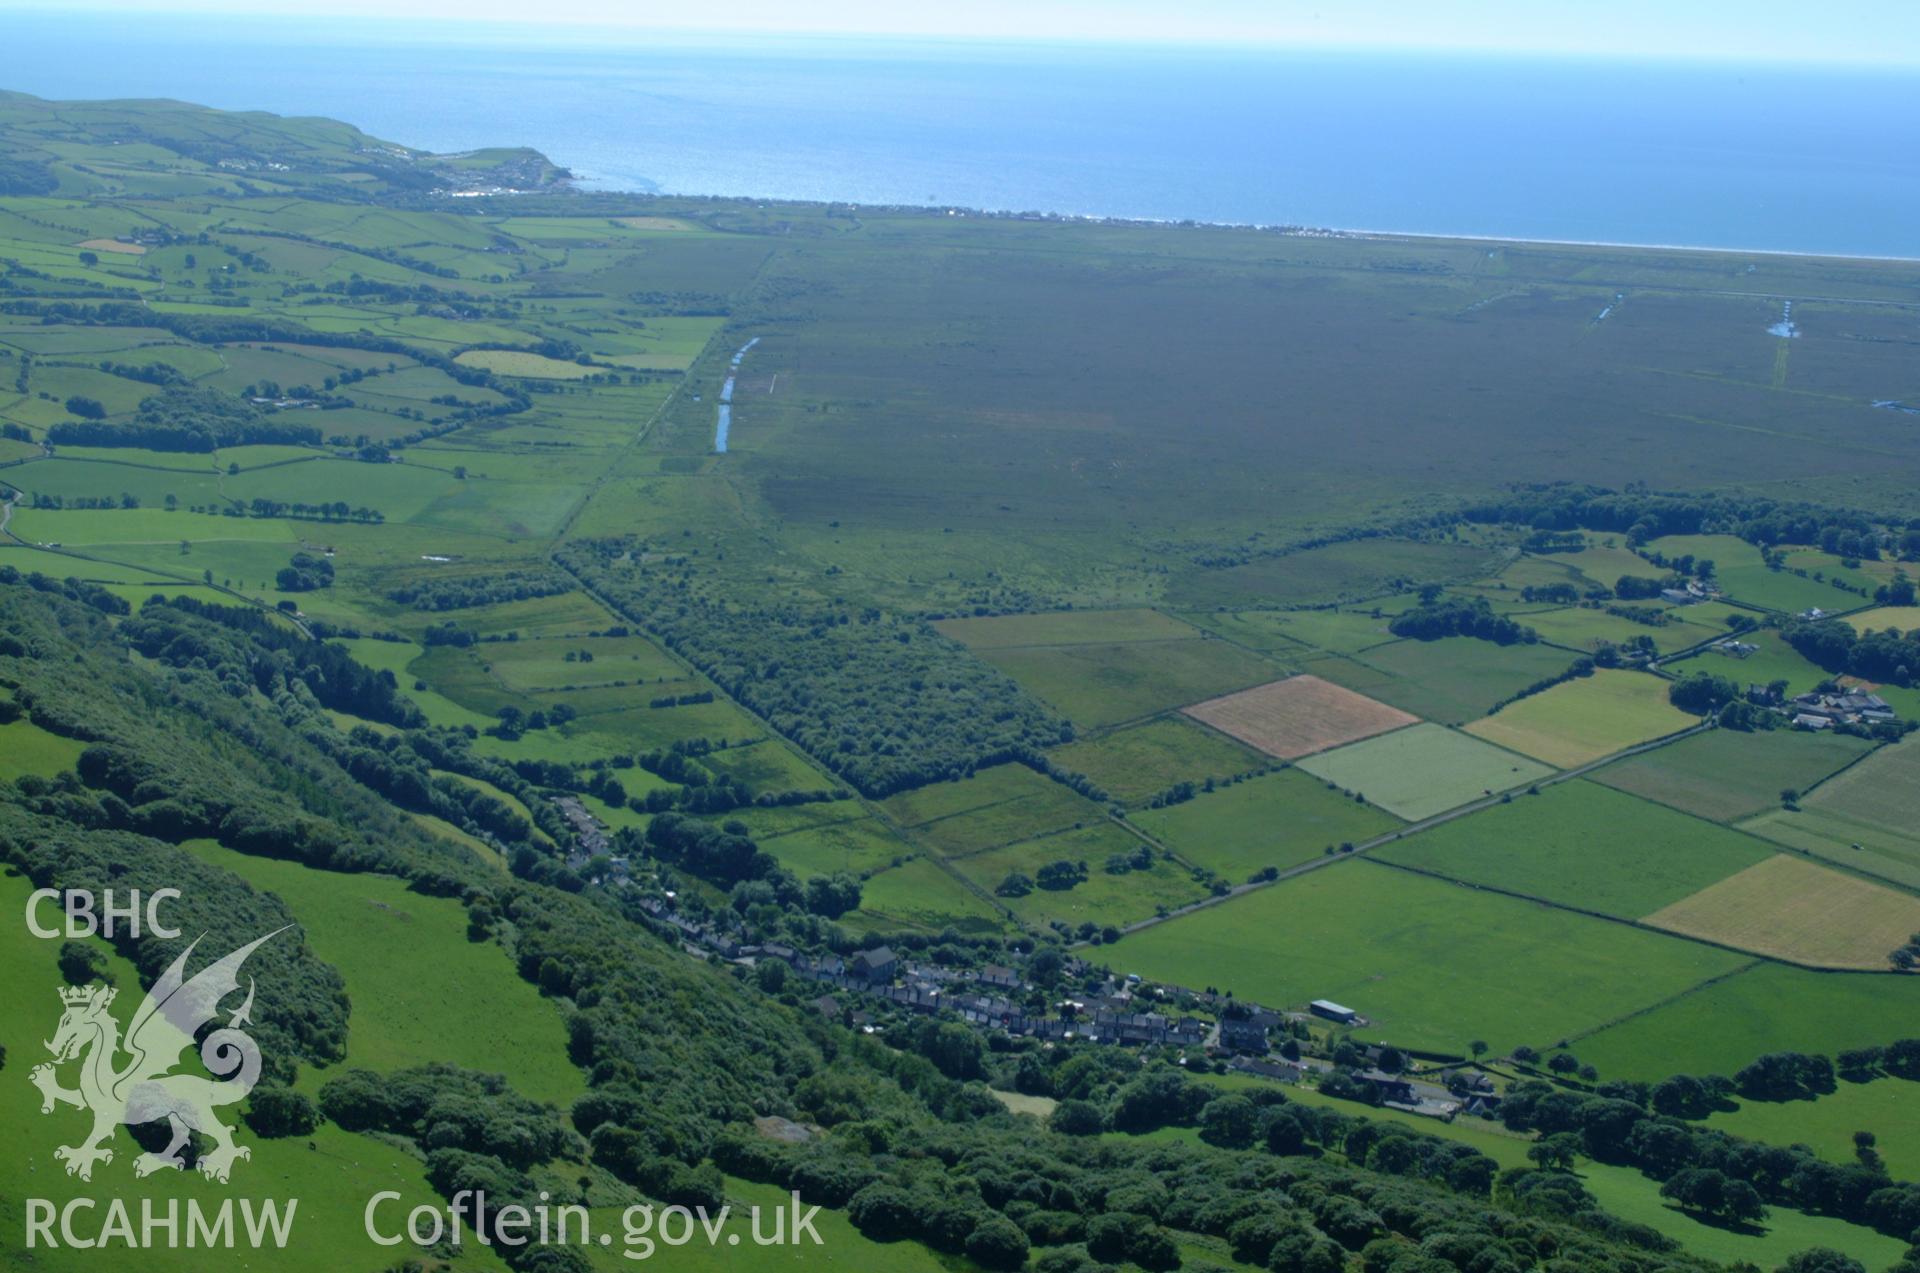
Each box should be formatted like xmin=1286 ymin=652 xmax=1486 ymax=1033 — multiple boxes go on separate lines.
xmin=10 ymin=505 xmax=297 ymax=545
xmin=1179 ymin=607 xmax=1391 ymax=655
xmin=1046 ymin=714 xmax=1264 ymax=804
xmin=1225 ymin=1062 xmax=1909 ymax=1271
xmin=1546 ymin=542 xmax=1666 ymax=587
xmin=180 ymin=839 xmax=584 ymax=1106
xmin=1739 ymin=737 xmax=1920 ymax=889
xmin=1649 ymin=535 xmax=1863 ymax=614
xmin=1376 ymin=780 xmax=1778 ymax=917
xmin=1465 ymin=669 xmax=1696 ymax=768
xmin=1574 ymin=960 xmax=1920 ymax=1081
xmin=1310 ymin=635 xmax=1582 ymax=724
xmin=0 ymin=715 xmax=87 ymax=782
xmin=1294 ymin=722 xmax=1555 ymax=820
xmin=448 ymin=590 xmax=619 ymax=638
xmin=1522 ymin=605 xmax=1721 ymax=656
xmin=698 ymin=738 xmax=835 ymax=797
xmin=1591 ymin=727 xmax=1875 ymax=823
xmin=1705 ymin=1078 xmax=1920 ymax=1181
xmin=1576 ymin=1159 xmax=1908 ymax=1272
xmin=1107 ymin=859 xmax=1748 ymax=1055
xmin=454 ymin=348 xmax=597 ymax=379
xmin=959 ymin=822 xmax=1209 ymax=929
xmin=753 ymin=813 xmax=915 ymax=878
xmin=1130 ymin=768 xmax=1400 ymax=880
xmin=881 ymin=763 xmax=1105 ymax=856
xmin=1165 ymin=540 xmax=1497 ymax=608
xmin=977 ymin=635 xmax=1283 ymax=729
xmin=850 ymin=856 xmax=1006 ymax=934
xmin=1664 ymin=629 xmax=1837 ymax=702
xmin=473 ymin=633 xmax=685 ymax=690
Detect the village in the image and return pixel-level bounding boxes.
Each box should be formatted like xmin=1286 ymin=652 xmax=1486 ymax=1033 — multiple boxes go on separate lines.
xmin=629 ymin=889 xmax=1505 ymax=1126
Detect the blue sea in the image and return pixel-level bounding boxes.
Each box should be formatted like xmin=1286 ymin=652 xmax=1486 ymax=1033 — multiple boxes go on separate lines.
xmin=6 ymin=14 xmax=1920 ymax=257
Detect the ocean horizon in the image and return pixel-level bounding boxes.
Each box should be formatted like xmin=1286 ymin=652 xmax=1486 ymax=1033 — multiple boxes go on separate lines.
xmin=6 ymin=13 xmax=1920 ymax=259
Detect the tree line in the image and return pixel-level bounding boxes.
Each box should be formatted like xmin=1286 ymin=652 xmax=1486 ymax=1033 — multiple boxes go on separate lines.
xmin=46 ymin=385 xmax=323 ymax=451
xmin=384 ymin=568 xmax=573 ymax=611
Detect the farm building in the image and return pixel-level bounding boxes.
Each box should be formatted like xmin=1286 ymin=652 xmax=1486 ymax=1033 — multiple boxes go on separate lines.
xmin=1310 ymin=999 xmax=1359 ymax=1024
xmin=1788 ymin=690 xmax=1897 ymax=727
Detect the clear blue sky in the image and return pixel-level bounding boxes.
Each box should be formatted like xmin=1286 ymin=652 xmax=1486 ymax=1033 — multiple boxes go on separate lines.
xmin=4 ymin=0 xmax=1917 ymax=64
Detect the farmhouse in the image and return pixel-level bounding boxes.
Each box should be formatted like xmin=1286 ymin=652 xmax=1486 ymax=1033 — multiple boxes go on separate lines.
xmin=1310 ymin=999 xmax=1359 ymax=1024
xmin=1229 ymin=1056 xmax=1304 ymax=1083
xmin=850 ymin=946 xmax=899 ymax=982
xmin=1354 ymin=1069 xmax=1416 ymax=1103
xmin=1463 ymin=1095 xmax=1503 ymax=1119
xmin=1216 ymin=1016 xmax=1269 ymax=1054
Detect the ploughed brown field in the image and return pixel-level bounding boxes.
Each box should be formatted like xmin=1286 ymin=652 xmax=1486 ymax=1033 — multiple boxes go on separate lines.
xmin=1181 ymin=674 xmax=1417 ymax=760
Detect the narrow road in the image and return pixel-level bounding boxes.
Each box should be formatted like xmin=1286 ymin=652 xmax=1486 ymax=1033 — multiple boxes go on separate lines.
xmin=1084 ymin=718 xmax=1715 ymax=945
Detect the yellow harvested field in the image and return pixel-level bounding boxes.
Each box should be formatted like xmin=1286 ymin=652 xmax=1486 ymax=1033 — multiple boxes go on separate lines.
xmin=76 ymin=238 xmax=144 ymax=254
xmin=1464 ymin=669 xmax=1692 ymax=768
xmin=1645 ymin=855 xmax=1920 ymax=970
xmin=1847 ymin=606 xmax=1920 ymax=634
xmin=1182 ymin=674 xmax=1416 ymax=760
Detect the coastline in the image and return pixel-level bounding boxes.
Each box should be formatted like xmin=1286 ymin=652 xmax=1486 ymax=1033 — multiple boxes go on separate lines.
xmin=560 ymin=174 xmax=1920 ymax=267
xmin=1336 ymin=226 xmax=1920 ymax=266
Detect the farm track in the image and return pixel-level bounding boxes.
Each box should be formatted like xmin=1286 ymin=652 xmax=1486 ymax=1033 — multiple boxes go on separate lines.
xmin=1087 ymin=718 xmax=1714 ymax=945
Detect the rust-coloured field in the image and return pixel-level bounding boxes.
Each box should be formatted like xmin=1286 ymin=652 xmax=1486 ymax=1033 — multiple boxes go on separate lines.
xmin=1182 ymin=674 xmax=1417 ymax=760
